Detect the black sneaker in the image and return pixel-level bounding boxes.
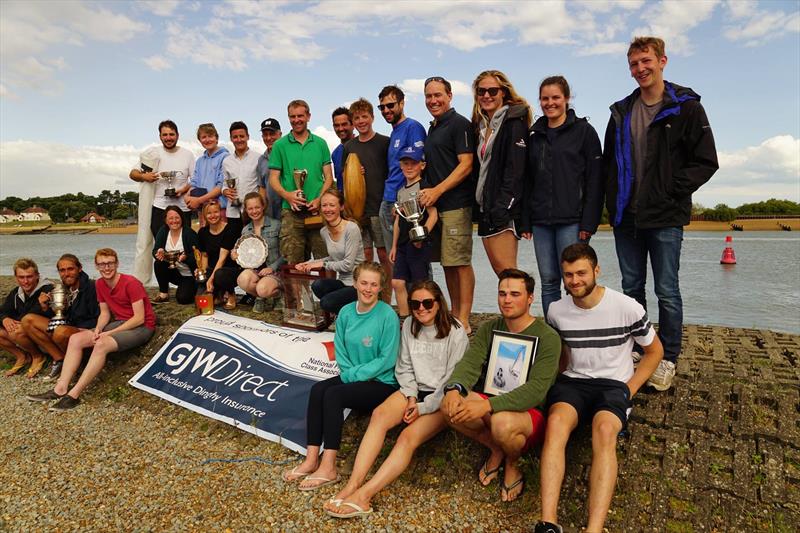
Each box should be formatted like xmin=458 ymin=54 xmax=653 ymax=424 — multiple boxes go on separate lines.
xmin=534 ymin=522 xmax=563 ymax=533
xmin=42 ymin=360 xmax=63 ymax=382
xmin=26 ymin=390 xmax=64 ymax=403
xmin=49 ymin=395 xmax=81 ymax=412
xmin=239 ymin=294 xmax=255 ymax=305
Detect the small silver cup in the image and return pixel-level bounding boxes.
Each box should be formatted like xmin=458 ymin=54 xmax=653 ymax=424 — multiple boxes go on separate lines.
xmin=225 ymin=177 xmax=241 ymax=207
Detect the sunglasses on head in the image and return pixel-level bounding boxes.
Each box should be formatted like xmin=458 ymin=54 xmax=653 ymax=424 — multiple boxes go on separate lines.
xmin=425 ymin=76 xmax=447 ymax=86
xmin=409 ymin=298 xmax=436 ymax=311
xmin=377 ymin=101 xmax=400 ymax=111
xmin=476 ymin=87 xmax=502 ymax=97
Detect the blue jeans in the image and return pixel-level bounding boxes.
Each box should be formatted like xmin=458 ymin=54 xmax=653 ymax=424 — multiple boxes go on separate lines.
xmin=613 ymin=217 xmax=683 ymax=363
xmin=311 ymin=278 xmax=357 ymax=315
xmin=378 ymin=201 xmax=395 ymax=255
xmin=532 ymin=223 xmax=581 ymax=318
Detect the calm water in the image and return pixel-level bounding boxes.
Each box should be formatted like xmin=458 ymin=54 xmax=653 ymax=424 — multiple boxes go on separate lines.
xmin=1 ymin=232 xmax=798 ymax=334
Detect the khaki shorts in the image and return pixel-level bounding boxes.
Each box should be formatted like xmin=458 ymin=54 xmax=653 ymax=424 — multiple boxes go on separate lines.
xmin=360 ymin=216 xmax=385 ymax=249
xmin=439 ymin=207 xmax=473 ymax=267
xmin=280 ymin=209 xmax=327 ymax=264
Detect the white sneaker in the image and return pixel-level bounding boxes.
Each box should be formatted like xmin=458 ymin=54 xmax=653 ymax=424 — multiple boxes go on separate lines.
xmin=631 ymin=351 xmax=643 ymax=365
xmin=647 ymin=360 xmax=676 ymax=391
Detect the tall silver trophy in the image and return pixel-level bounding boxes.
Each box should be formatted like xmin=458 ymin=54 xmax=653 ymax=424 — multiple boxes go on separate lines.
xmin=47 ymin=283 xmax=69 ymax=333
xmin=394 ymin=195 xmax=428 ymax=242
xmin=225 ymin=177 xmax=241 ymax=207
xmin=160 ymin=170 xmax=183 ymax=197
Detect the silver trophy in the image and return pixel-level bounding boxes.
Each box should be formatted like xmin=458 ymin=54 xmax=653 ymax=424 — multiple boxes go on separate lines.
xmin=47 ymin=282 xmax=69 ymax=333
xmin=163 ymin=250 xmax=182 ymax=268
xmin=293 ymin=169 xmax=308 ymax=211
xmin=225 ymin=177 xmax=241 ymax=207
xmin=394 ymin=195 xmax=428 ymax=242
xmin=160 ymin=170 xmax=183 ymax=197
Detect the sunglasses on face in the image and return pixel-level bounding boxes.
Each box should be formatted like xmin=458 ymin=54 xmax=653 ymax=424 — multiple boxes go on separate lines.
xmin=476 ymin=87 xmax=502 ymax=97
xmin=378 ymin=101 xmax=400 ymax=111
xmin=409 ymin=298 xmax=436 ymax=311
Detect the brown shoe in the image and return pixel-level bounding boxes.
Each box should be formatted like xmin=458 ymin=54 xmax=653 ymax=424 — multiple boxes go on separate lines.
xmin=224 ymin=296 xmax=237 ymax=310
xmin=152 ymin=294 xmax=169 ymax=304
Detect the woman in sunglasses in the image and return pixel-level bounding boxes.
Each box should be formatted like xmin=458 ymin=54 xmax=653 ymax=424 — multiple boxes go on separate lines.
xmin=471 ymin=70 xmax=532 ymax=275
xmin=283 ymin=262 xmax=399 ymax=492
xmin=519 ymin=76 xmax=603 ymax=317
xmin=325 ymin=280 xmax=468 ymax=518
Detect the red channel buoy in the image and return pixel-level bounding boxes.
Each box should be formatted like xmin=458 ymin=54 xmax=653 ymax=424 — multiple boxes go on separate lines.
xmin=720 ymin=235 xmax=737 ymax=264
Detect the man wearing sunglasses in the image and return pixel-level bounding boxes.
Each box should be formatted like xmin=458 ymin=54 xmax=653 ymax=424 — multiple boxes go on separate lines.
xmin=377 ymin=85 xmax=427 ymax=253
xmin=442 ymin=269 xmax=561 ymax=502
xmin=420 ymin=76 xmax=475 ymax=331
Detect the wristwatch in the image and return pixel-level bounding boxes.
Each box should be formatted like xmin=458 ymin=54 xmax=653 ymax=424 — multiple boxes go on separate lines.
xmin=444 ymin=383 xmax=467 ymax=397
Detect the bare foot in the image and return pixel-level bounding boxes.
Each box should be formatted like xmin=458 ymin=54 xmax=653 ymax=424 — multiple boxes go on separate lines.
xmin=4 ymin=356 xmax=29 ymax=377
xmin=282 ymin=458 xmax=318 ymax=482
xmin=500 ymin=461 xmax=525 ymax=502
xmin=26 ymin=355 xmax=46 ymax=379
xmin=298 ymin=466 xmax=338 ymax=490
xmin=330 ymin=491 xmax=372 ymax=517
xmin=324 ymin=483 xmax=358 ymax=512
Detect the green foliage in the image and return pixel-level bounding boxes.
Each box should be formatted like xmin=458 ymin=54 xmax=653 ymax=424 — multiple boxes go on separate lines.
xmin=0 ymin=191 xmax=138 ymax=220
xmin=736 ymin=198 xmax=800 ymax=216
xmin=703 ymin=203 xmax=738 ymax=222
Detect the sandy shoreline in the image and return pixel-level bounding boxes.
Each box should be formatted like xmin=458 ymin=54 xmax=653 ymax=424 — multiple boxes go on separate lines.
xmin=1 ymin=218 xmax=796 ymax=235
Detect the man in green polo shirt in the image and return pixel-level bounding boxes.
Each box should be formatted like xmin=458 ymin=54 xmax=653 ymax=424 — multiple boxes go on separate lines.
xmin=269 ymin=99 xmax=334 ymax=263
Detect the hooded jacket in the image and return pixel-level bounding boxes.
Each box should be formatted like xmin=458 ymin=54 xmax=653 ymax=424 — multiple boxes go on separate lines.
xmin=603 ymin=81 xmax=718 ymax=228
xmin=520 ymin=109 xmax=604 ymax=233
xmin=0 ymin=278 xmax=54 ymax=322
xmin=475 ymin=104 xmax=529 ymax=233
xmin=64 ymin=271 xmax=100 ymax=329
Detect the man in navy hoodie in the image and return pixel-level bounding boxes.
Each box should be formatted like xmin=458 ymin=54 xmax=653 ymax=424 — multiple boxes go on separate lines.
xmin=602 ymin=36 xmax=718 ymax=393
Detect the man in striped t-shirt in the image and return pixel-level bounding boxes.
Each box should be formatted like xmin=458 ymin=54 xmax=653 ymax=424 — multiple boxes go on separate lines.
xmin=534 ymin=243 xmax=663 ymax=533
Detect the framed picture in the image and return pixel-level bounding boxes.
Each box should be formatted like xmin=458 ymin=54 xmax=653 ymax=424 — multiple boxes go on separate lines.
xmin=482 ymin=330 xmax=539 ymax=396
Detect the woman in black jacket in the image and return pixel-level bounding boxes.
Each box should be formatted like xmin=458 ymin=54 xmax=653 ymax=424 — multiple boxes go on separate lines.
xmin=471 ymin=70 xmax=532 ymax=275
xmin=520 ymin=76 xmax=603 ymax=317
xmin=152 ymin=205 xmax=200 ymax=304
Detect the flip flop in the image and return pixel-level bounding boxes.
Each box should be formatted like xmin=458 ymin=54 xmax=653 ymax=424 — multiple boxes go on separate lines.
xmin=298 ymin=474 xmax=341 ymax=491
xmin=4 ymin=358 xmax=28 ymax=377
xmin=326 ymin=501 xmax=373 ymax=518
xmin=281 ymin=466 xmax=313 ymax=482
xmin=26 ymin=356 xmax=46 ymax=379
xmin=500 ymin=475 xmax=525 ymax=502
xmin=478 ymin=459 xmax=501 ymax=486
xmin=322 ymin=498 xmax=342 ymax=512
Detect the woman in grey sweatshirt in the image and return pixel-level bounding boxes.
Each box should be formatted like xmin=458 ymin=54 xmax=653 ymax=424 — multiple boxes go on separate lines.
xmin=325 ymin=280 xmax=469 ymax=518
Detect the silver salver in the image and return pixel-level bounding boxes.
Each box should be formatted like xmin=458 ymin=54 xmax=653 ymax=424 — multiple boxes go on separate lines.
xmin=233 ymin=234 xmax=268 ymax=269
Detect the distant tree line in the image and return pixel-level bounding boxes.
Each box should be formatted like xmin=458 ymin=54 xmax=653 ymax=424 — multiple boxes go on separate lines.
xmin=0 ymin=191 xmax=139 ymax=223
xmin=693 ymin=198 xmax=800 ymax=222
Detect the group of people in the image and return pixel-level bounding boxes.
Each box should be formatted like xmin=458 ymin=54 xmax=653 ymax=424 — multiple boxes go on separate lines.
xmin=1 ymin=36 xmax=718 ymax=531
xmin=1 ymin=250 xmax=155 ymax=412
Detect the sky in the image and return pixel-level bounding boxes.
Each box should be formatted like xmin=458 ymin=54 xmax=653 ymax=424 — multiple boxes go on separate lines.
xmin=1 ymin=0 xmax=798 ymax=208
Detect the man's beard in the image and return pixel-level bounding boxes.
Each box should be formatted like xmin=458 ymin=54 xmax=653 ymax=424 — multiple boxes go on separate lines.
xmin=568 ymin=279 xmax=596 ymax=299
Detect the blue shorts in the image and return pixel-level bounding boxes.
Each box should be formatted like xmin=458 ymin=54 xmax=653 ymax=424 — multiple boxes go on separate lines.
xmin=546 ymin=375 xmax=632 ymax=429
xmin=393 ymin=241 xmax=431 ymax=283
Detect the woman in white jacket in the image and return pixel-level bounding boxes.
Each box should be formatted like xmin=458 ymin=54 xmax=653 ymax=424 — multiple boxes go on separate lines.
xmin=325 ymin=280 xmax=469 ymax=518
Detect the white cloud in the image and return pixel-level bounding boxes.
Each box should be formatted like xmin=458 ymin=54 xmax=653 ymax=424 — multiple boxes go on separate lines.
xmin=143 ymin=55 xmax=172 ymax=72
xmin=400 ymin=78 xmax=472 ymax=97
xmin=0 ymin=1 xmax=148 ymax=98
xmin=311 ymin=126 xmax=342 ymax=155
xmin=633 ymin=0 xmax=720 ymax=55
xmin=140 ymin=0 xmax=183 ymax=17
xmin=723 ymin=2 xmax=800 ymax=47
xmin=576 ymin=41 xmax=628 ymax=56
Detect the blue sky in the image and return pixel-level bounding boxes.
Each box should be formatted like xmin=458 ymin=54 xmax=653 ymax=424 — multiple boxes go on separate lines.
xmin=1 ymin=0 xmax=798 ymax=207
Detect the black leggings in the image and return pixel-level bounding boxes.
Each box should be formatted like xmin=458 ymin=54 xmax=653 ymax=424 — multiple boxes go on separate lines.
xmin=208 ymin=266 xmax=240 ymax=297
xmin=154 ymin=261 xmax=196 ymax=304
xmin=306 ymin=376 xmax=397 ymax=450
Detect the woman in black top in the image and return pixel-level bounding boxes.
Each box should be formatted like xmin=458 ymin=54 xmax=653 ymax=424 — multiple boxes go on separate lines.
xmin=197 ymin=200 xmax=240 ymax=309
xmin=152 ymin=206 xmax=200 ymax=305
xmin=471 ymin=70 xmax=532 ymax=275
xmin=520 ymin=76 xmax=603 ymax=317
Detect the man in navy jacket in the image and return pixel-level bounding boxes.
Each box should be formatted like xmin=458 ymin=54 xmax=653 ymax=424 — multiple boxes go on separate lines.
xmin=602 ymin=36 xmax=718 ymax=392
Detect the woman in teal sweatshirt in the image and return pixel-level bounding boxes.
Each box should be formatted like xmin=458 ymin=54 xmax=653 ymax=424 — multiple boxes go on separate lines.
xmin=282 ymin=262 xmax=399 ymax=491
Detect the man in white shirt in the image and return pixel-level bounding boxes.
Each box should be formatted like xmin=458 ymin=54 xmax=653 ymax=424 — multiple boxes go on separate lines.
xmin=129 ymin=120 xmax=195 ymax=237
xmin=535 ymin=243 xmax=663 ymax=533
xmin=222 ymin=121 xmax=261 ymax=234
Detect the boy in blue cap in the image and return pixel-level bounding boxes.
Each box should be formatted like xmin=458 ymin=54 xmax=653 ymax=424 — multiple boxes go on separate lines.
xmin=389 ymin=145 xmax=438 ymax=317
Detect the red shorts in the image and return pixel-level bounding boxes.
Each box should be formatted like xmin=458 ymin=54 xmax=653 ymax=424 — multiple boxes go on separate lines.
xmin=478 ymin=393 xmax=546 ymax=452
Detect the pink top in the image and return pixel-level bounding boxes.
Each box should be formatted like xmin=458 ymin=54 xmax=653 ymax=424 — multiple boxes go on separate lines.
xmin=96 ymin=273 xmax=156 ymax=330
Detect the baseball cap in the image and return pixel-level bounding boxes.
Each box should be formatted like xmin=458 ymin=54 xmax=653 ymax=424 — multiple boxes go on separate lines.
xmin=260 ymin=118 xmax=281 ymax=132
xmin=398 ymin=145 xmax=424 ymax=162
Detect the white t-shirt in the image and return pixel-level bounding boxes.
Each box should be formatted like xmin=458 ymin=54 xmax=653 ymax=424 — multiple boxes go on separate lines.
xmin=221 ymin=148 xmax=261 ymax=219
xmin=548 ymin=287 xmax=656 ymax=383
xmin=152 ymin=146 xmax=196 ymax=211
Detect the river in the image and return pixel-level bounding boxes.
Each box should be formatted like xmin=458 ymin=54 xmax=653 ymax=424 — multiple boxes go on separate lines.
xmin=1 ymin=231 xmax=798 ymax=334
